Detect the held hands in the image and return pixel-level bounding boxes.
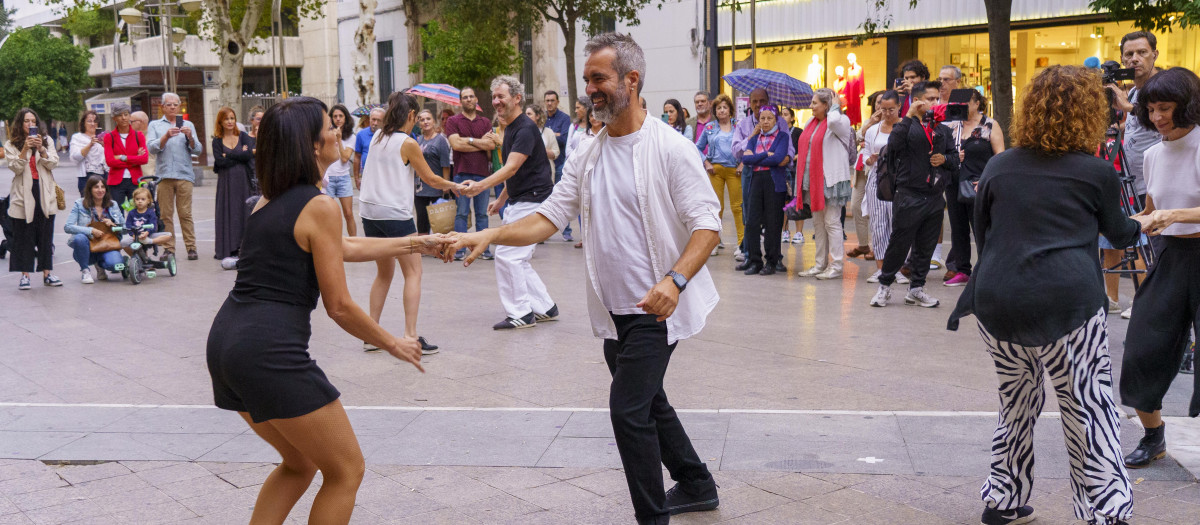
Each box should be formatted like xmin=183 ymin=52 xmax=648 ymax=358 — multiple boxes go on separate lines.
xmin=459 ymin=179 xmax=486 ymax=198
xmin=411 ymin=234 xmax=456 ymax=259
xmin=1135 ymin=210 xmax=1175 ymax=236
xmin=443 ymin=230 xmax=497 ymax=266
xmin=930 ymin=153 xmax=946 ymax=167
xmin=386 ymin=336 xmax=425 ymax=372
xmin=636 ymin=278 xmax=680 ymax=322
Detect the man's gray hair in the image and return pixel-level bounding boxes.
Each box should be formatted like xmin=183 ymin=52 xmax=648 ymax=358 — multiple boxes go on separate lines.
xmin=694 ymin=91 xmax=711 ymax=100
xmin=369 ymin=107 xmax=386 ymax=117
xmin=162 ymin=92 xmax=181 ymax=104
xmin=813 ymin=88 xmax=841 ymax=113
xmin=490 ymin=75 xmax=525 ymax=103
xmin=941 ymin=65 xmax=963 ymax=80
xmin=584 ymin=32 xmax=646 ymax=94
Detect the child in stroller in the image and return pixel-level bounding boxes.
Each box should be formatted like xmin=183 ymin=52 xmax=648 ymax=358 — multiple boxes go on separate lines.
xmin=116 ymin=182 xmax=176 ymax=283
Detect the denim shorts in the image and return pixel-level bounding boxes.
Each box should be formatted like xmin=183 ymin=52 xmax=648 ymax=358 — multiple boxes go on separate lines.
xmin=325 ymin=175 xmax=354 ymax=198
xmin=362 ymin=218 xmax=416 ymax=238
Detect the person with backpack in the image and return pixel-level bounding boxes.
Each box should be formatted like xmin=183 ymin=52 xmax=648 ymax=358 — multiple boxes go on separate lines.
xmin=795 ymin=88 xmax=855 ymax=280
xmin=870 ymin=80 xmax=959 ymax=308
xmin=860 ymin=91 xmax=909 ymax=285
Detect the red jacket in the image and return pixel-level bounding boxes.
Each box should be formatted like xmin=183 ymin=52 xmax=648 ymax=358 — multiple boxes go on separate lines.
xmin=103 ymin=129 xmax=149 ymax=186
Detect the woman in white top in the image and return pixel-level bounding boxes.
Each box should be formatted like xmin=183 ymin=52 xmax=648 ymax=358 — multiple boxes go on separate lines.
xmin=860 ymin=91 xmax=908 ymax=284
xmin=564 ymin=96 xmax=590 ymax=160
xmin=68 ymin=110 xmax=107 ymax=196
xmin=524 ymin=104 xmax=560 ymax=162
xmin=325 ymin=104 xmax=358 ymax=237
xmin=1119 ymin=67 xmax=1200 ymax=471
xmin=359 ymin=92 xmax=463 ymax=355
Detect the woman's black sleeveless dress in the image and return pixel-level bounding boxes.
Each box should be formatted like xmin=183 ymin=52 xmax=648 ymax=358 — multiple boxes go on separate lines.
xmin=206 ymin=184 xmax=339 ymax=423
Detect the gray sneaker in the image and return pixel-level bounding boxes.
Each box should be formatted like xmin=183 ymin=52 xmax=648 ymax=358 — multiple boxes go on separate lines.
xmin=870 ymin=285 xmax=892 ymax=307
xmin=904 ymin=287 xmax=940 ymax=308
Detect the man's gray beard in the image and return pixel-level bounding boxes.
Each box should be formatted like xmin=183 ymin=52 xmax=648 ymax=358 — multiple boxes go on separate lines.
xmin=594 ymin=89 xmax=630 ymax=124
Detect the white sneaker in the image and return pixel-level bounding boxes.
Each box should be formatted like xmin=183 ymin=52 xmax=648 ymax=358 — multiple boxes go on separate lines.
xmin=792 ymin=232 xmax=805 ymax=244
xmin=80 ymin=269 xmax=94 ymax=284
xmin=1107 ymin=297 xmax=1121 ymax=313
xmin=930 ymin=257 xmax=945 ymax=270
xmin=710 ymin=246 xmax=719 ymax=257
xmin=782 ymin=231 xmax=791 ymax=243
xmin=896 ymin=273 xmax=911 ymax=285
xmin=221 ymin=257 xmax=239 ymax=270
xmin=815 ymin=268 xmax=843 ymax=280
xmin=718 ymin=242 xmax=726 ymax=250
xmin=870 ymin=285 xmax=892 ymax=307
xmin=94 ymin=264 xmax=108 ymax=281
xmin=904 ymin=287 xmax=940 ymax=308
xmin=734 ymin=248 xmax=746 ymax=262
xmin=797 ymin=266 xmax=824 ymax=277
xmin=1121 ymin=306 xmax=1133 ymax=320
xmin=867 ymin=269 xmax=881 ymax=283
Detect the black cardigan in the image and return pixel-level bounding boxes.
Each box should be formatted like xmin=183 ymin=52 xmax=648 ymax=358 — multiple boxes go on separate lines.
xmin=947 ymin=148 xmax=1141 ymax=346
xmin=212 ymin=132 xmax=255 ymax=171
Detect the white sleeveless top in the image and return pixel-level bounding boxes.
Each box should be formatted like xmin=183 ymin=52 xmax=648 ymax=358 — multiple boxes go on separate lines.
xmin=359 ymin=131 xmax=415 ymax=221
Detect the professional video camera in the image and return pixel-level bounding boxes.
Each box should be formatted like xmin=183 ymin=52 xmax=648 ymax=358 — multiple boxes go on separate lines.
xmin=1100 ymin=60 xmax=1136 ymax=84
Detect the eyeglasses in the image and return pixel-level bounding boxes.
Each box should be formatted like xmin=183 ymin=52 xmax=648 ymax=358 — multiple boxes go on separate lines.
xmin=879 ymin=108 xmax=898 ymax=114
xmin=938 ymin=77 xmax=955 ymax=83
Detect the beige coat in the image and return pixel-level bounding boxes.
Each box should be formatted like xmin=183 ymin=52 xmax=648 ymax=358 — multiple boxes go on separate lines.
xmin=5 ymin=138 xmax=60 ymax=223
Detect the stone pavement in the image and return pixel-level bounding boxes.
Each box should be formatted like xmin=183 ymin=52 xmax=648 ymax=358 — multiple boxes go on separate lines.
xmin=1 ymin=167 xmax=1198 ymax=523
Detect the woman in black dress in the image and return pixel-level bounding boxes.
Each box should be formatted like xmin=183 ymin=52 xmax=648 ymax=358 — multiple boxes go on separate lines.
xmin=211 ymin=106 xmax=255 ymax=261
xmin=206 ymin=97 xmax=450 ymax=524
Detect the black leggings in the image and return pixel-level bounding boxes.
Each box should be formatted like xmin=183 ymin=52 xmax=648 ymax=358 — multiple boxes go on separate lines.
xmin=1120 ymin=236 xmax=1200 ymax=416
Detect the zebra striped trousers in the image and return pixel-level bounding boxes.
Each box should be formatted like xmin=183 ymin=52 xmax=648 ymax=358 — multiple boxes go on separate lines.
xmin=979 ymin=308 xmax=1133 ymax=524
xmin=862 ymin=168 xmax=892 ymax=256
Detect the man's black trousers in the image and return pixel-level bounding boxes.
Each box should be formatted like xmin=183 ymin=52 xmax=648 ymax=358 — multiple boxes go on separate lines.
xmin=879 ymin=189 xmax=945 ymax=289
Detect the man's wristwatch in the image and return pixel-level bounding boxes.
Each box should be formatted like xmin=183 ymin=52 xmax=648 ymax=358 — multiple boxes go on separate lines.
xmin=468 ymin=137 xmax=475 ymax=145
xmin=666 ymin=271 xmax=688 ymax=292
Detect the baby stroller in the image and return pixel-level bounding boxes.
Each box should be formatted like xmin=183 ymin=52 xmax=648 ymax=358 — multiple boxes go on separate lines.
xmin=0 ymin=195 xmax=12 ymax=259
xmin=116 ymin=175 xmax=177 ymax=284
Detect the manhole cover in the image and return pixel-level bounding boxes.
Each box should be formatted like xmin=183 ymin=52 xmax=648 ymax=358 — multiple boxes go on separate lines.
xmin=763 ymin=459 xmax=834 ymax=470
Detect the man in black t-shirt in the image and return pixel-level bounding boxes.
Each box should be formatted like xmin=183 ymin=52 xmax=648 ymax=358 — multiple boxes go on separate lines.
xmin=460 ymin=75 xmax=558 ymax=330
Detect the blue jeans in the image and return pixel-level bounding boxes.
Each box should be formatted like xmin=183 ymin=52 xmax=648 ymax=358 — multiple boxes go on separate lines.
xmin=740 ymin=165 xmax=753 ymax=251
xmin=554 ymin=164 xmax=572 ymax=237
xmin=454 ymin=174 xmax=489 ymax=233
xmin=68 ymin=233 xmax=124 ymax=272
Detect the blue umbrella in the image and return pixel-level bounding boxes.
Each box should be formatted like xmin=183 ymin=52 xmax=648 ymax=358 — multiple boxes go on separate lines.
xmin=722 ymin=69 xmax=814 ymax=109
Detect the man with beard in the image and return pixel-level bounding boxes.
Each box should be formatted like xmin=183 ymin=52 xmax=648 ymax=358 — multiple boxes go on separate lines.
xmin=458 ymin=76 xmax=558 ymax=330
xmin=446 ymin=33 xmax=722 ymax=525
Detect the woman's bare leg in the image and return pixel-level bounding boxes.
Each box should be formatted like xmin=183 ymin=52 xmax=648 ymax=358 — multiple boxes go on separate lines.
xmin=1137 ymin=409 xmax=1163 ymax=430
xmin=239 ymin=412 xmax=318 ymax=524
xmin=369 ymin=258 xmax=395 ymax=323
xmin=396 ymin=250 xmax=422 ymax=339
xmin=338 ymin=197 xmax=357 ymax=237
xmin=1102 ymin=249 xmax=1121 ymax=302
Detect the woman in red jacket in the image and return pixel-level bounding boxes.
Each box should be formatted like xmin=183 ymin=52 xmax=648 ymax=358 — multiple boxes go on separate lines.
xmin=103 ymin=103 xmax=149 ymax=208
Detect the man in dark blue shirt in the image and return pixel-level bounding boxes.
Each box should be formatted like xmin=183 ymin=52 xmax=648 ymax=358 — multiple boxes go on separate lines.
xmin=544 ymin=90 xmax=573 ymax=241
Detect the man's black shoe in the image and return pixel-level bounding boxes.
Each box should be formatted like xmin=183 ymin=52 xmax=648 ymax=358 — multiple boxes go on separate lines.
xmin=735 ymin=260 xmax=753 ymax=271
xmin=1125 ymin=423 xmax=1167 ymax=468
xmin=665 ymin=481 xmax=719 ymax=516
xmin=742 ymin=263 xmax=763 ymax=275
xmin=981 ymin=505 xmax=1034 ymax=525
xmin=418 ymin=336 xmax=439 ymax=355
xmin=759 ymin=265 xmax=776 ymax=276
xmin=773 ymin=260 xmax=787 ymax=273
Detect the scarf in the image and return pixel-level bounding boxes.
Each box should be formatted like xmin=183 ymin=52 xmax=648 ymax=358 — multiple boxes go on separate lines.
xmin=752 ymin=128 xmax=778 ymax=171
xmin=796 ymin=117 xmax=828 ymax=211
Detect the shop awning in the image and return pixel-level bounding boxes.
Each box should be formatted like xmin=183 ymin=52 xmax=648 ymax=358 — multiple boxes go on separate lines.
xmin=84 ymin=89 xmax=147 ymax=114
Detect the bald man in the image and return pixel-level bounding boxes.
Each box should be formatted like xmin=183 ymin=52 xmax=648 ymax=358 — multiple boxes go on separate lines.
xmin=130 ymin=111 xmax=154 ymax=176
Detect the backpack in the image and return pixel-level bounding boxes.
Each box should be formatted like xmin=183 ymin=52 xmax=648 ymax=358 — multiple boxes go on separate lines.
xmin=875 ymin=144 xmax=895 ymax=202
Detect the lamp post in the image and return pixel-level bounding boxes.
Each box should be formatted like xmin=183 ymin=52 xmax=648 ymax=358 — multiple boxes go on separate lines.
xmin=120 ymin=1 xmax=202 ymax=93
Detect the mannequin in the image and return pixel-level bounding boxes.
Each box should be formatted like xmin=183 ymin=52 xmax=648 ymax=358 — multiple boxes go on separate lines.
xmin=844 ymin=52 xmax=865 ymax=126
xmin=834 ymin=66 xmax=849 ymax=111
xmin=806 ymin=54 xmax=824 ymax=89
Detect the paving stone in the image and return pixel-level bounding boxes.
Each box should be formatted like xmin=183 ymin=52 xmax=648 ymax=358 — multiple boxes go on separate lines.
xmin=509 ymin=480 xmax=600 ymax=510
xmin=20 ymin=499 xmax=106 ymax=525
xmin=50 ymin=463 xmax=130 ymax=486
xmin=565 ymin=469 xmax=631 ymax=497
xmin=0 ymin=433 xmax=84 ymax=461
xmin=717 ymin=500 xmax=849 ymax=525
xmin=453 ymin=493 xmax=544 ymax=522
xmin=156 ymin=474 xmax=237 ymax=501
xmin=90 ymin=487 xmax=174 ymax=515
xmin=747 ymin=472 xmax=844 ymax=501
xmin=466 ymin=466 xmax=561 ymax=492
xmin=108 ymin=500 xmax=197 ymax=524
xmin=214 ymin=463 xmax=275 ymax=488
xmin=416 ymin=478 xmax=502 ymax=506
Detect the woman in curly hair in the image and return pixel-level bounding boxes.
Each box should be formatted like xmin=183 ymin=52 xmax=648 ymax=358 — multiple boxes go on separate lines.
xmin=947 ymin=65 xmax=1151 ymax=525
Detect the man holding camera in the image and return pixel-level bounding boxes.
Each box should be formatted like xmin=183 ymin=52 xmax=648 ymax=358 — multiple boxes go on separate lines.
xmin=1107 ymin=31 xmax=1161 ymax=206
xmin=147 ymin=92 xmax=203 ymax=261
xmin=871 ymin=81 xmax=959 ymax=309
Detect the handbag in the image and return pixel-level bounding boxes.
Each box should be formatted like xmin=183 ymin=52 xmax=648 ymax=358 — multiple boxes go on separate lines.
xmin=783 ymin=196 xmax=812 ymax=221
xmin=87 ymin=220 xmax=121 ymax=253
xmin=958 ymin=175 xmax=978 ymax=203
xmin=54 ymin=184 xmax=66 ymax=210
xmin=426 ymin=200 xmax=458 ymax=234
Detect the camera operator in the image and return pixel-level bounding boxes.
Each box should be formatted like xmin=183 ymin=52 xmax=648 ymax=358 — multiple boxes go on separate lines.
xmin=869 ymin=80 xmax=958 ymax=308
xmin=1106 ymin=32 xmax=1162 ymax=215
xmin=1119 ymin=67 xmax=1200 ymax=471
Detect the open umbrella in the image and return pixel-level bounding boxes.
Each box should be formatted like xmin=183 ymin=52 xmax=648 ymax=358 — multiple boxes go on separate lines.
xmin=722 ymin=69 xmax=814 ymax=109
xmin=406 ymin=84 xmax=466 ymax=106
xmin=351 ymin=103 xmax=385 ymax=117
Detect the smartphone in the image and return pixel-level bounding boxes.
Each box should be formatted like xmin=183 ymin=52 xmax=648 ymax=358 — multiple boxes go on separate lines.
xmin=893 ymin=78 xmax=904 ymax=88
xmin=96 ymin=127 xmax=104 ymax=136
xmin=661 ymin=114 xmax=669 ymax=124
xmin=29 ymin=125 xmax=38 ymax=138
xmin=175 ymin=115 xmax=184 ymax=128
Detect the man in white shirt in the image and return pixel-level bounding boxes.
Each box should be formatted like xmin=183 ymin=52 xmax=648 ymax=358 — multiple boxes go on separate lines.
xmin=447 ymin=32 xmax=722 ymax=525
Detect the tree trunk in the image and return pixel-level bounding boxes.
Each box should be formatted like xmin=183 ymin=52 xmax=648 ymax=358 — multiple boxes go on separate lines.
xmin=354 ymin=0 xmax=379 ymax=106
xmin=986 ymin=0 xmax=1013 ymax=145
xmin=218 ymin=42 xmax=247 ymax=110
xmin=403 ymin=0 xmax=423 ymax=86
xmin=561 ymin=19 xmax=577 ymax=105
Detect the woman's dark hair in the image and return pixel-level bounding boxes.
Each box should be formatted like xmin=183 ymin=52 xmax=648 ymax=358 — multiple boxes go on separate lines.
xmin=255 ymin=96 xmax=328 ymax=200
xmin=376 ymin=91 xmax=419 ymax=145
xmin=9 ymin=108 xmax=43 ymax=149
xmin=1135 ymin=67 xmax=1200 ymax=131
xmin=663 ymin=98 xmax=686 ymax=133
xmin=877 ymin=90 xmax=901 ymax=105
xmin=83 ymin=175 xmax=112 ymax=211
xmin=78 ymin=110 xmax=100 ymax=134
xmin=574 ymin=95 xmax=591 ymax=125
xmin=899 ymin=59 xmax=930 ymax=81
xmin=968 ymin=89 xmax=988 ymax=116
xmin=330 ymin=104 xmax=354 ymax=141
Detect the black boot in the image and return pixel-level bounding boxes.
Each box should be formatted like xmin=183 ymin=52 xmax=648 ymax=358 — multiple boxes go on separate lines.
xmin=1124 ymin=423 xmax=1167 ymax=469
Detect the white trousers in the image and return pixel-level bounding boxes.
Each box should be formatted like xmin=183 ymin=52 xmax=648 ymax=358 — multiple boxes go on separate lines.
xmin=812 ymin=205 xmax=844 ymax=272
xmin=495 ymin=201 xmax=555 ymax=320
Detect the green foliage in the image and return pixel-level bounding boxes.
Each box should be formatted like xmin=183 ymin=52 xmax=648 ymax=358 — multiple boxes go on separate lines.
xmin=61 ymin=5 xmax=116 ymax=45
xmin=0 ymin=5 xmax=17 ymax=40
xmin=1090 ymin=0 xmax=1200 ymax=32
xmin=411 ymin=19 xmax=521 ymax=93
xmin=0 ymin=27 xmax=93 ymax=125
xmin=184 ymin=0 xmax=319 ymax=41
